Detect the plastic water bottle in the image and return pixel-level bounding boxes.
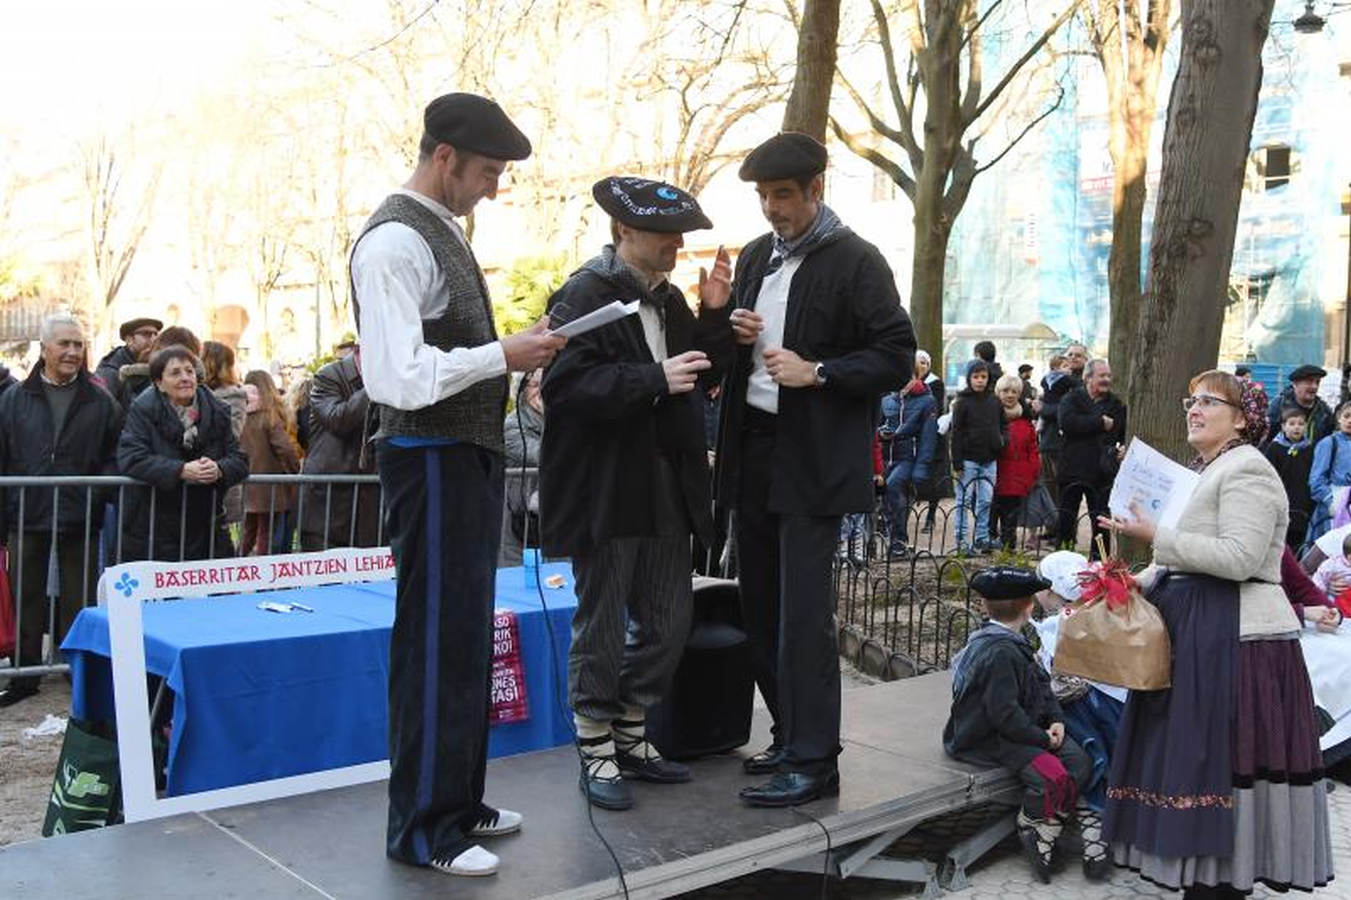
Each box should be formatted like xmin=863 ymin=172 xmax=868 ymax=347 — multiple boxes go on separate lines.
xmin=523 ymin=548 xmax=541 ymax=589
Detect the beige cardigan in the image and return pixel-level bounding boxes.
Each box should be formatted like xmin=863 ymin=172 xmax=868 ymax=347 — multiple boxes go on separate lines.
xmin=1144 ymin=443 xmax=1298 ymax=638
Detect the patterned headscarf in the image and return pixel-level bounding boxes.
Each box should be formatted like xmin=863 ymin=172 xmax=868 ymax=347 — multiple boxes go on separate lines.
xmin=1239 ymin=378 xmax=1269 ymax=447
xmin=1189 ymin=375 xmax=1269 ymax=472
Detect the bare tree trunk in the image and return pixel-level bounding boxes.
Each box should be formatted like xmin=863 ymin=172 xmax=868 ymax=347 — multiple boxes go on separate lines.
xmin=782 ymin=0 xmax=841 ymax=140
xmin=1091 ymin=1 xmax=1173 ymax=397
xmin=1127 ymin=0 xmax=1275 ymax=462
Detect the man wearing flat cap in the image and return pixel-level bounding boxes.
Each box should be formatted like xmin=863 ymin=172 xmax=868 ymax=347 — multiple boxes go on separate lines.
xmin=540 ymin=176 xmax=733 ymax=810
xmin=1266 ymin=363 xmax=1333 ymax=450
xmin=351 ymin=91 xmax=565 ymax=878
xmin=715 ymin=132 xmax=915 ymax=806
xmin=94 ymin=317 xmax=161 ymax=410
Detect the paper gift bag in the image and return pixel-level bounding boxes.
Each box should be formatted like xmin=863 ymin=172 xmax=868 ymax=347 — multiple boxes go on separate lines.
xmin=1053 ymin=557 xmax=1171 ymax=691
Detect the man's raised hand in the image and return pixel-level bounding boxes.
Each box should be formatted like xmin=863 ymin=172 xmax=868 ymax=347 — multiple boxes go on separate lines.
xmin=698 ymin=245 xmax=732 ymax=310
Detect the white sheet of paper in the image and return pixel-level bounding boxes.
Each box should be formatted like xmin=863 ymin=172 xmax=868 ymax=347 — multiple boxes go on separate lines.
xmin=1108 ymin=438 xmax=1200 ymax=530
xmin=548 ymin=299 xmax=640 ymax=338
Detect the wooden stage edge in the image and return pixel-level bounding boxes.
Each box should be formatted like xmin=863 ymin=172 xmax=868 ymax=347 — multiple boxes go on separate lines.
xmin=3 ymin=672 xmax=1019 ymax=900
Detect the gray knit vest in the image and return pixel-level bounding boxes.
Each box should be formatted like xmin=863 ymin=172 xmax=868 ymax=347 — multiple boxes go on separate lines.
xmin=351 ymin=194 xmax=506 ymax=454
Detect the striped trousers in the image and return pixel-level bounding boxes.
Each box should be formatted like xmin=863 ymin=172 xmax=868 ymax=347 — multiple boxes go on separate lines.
xmin=377 ymin=442 xmax=502 ymax=866
xmin=569 ymin=536 xmax=692 ymax=724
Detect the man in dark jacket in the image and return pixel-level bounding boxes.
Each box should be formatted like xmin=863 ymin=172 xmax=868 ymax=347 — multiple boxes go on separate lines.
xmin=0 ymin=315 xmax=122 ymax=707
xmin=1266 ymin=364 xmax=1334 ymax=450
xmin=93 ymin=316 xmax=160 ymax=410
xmin=299 ymin=353 xmax=379 ymax=551
xmin=541 ymin=177 xmax=732 ymax=810
xmin=1055 ymin=358 xmax=1126 ymax=556
xmin=716 ymin=133 xmax=915 ymax=806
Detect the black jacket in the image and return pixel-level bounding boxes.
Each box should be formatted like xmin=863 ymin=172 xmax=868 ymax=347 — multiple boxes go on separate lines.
xmin=299 ymin=355 xmax=379 ymax=547
xmin=116 ymin=385 xmax=248 ymax=561
xmin=540 ymin=248 xmax=733 ymax=557
xmin=714 ymin=229 xmax=914 ymax=515
xmin=0 ymin=364 xmax=16 ymax=397
xmin=93 ymin=345 xmax=147 ymax=411
xmin=950 ymin=388 xmax=1004 ymax=466
xmin=942 ymin=625 xmax=1063 ymax=772
xmin=1037 ymin=371 xmax=1081 ymax=453
xmin=0 ymin=366 xmax=123 ymax=536
xmin=1264 ymin=437 xmax=1315 ymax=548
xmin=1056 ymin=386 xmax=1127 ymax=487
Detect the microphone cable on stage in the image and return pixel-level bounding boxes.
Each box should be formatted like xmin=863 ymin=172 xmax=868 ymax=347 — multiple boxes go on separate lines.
xmin=514 ymin=363 xmax=632 ymax=900
xmin=790 ymin=805 xmax=834 ymax=900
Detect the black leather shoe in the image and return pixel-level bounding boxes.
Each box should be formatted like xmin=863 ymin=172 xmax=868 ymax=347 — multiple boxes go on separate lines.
xmin=0 ymin=684 xmax=39 ymax=708
xmin=615 ymin=750 xmax=690 ymax=784
xmin=739 ymin=771 xmax=839 ymax=807
xmin=741 ymin=744 xmax=784 ymax=775
xmin=579 ymin=762 xmax=633 ymax=811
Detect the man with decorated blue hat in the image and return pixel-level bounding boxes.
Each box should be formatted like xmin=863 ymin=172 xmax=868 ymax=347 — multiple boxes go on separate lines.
xmin=540 ymin=176 xmax=734 ymax=811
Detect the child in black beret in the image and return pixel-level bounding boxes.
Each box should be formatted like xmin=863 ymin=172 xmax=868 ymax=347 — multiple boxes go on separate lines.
xmin=942 ymin=566 xmax=1105 ymax=883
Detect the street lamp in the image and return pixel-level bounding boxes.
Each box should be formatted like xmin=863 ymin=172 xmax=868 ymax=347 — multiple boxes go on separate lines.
xmin=1295 ymin=1 xmax=1327 ymax=33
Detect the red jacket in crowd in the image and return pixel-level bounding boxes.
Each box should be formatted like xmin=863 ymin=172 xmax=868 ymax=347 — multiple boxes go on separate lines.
xmin=996 ymin=415 xmax=1040 ymax=498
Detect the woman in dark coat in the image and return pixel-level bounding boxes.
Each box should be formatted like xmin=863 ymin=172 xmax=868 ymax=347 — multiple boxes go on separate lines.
xmin=117 ymin=345 xmax=249 ymax=562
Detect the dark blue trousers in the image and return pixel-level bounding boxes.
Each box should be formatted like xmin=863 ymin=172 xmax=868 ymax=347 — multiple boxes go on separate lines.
xmin=378 ymin=441 xmax=503 ymax=865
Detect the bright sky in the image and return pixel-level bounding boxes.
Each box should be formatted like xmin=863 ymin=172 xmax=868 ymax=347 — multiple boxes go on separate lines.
xmin=0 ymin=0 xmax=273 ymax=132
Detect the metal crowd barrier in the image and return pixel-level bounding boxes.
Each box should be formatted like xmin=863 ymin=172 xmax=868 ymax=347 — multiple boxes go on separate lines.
xmin=0 ymin=468 xmax=538 ymax=683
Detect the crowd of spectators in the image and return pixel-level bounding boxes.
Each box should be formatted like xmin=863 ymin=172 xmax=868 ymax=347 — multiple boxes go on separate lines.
xmin=0 ymin=314 xmax=379 ymax=707
xmin=877 ymin=339 xmax=1128 ymax=558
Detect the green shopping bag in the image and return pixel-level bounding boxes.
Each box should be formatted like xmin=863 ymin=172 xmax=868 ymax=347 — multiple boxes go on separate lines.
xmin=42 ymin=719 xmax=122 ymax=836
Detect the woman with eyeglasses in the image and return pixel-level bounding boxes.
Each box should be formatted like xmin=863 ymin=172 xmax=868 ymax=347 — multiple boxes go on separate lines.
xmin=1306 ymin=400 xmax=1351 ymax=542
xmin=1098 ymin=369 xmax=1331 ymax=898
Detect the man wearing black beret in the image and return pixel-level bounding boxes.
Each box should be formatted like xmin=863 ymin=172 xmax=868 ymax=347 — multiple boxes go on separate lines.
xmin=943 ymin=567 xmax=1101 ymax=882
xmin=94 ymin=317 xmax=161 ymax=410
xmin=1265 ymin=363 xmax=1333 ymax=449
xmin=715 ymin=133 xmax=916 ymax=806
xmin=350 ymin=91 xmax=566 ymax=878
xmin=540 ymin=176 xmax=733 ymax=810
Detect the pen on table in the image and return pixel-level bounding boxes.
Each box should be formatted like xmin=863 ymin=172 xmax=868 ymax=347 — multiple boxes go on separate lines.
xmin=289 ymin=602 xmax=315 ymax=613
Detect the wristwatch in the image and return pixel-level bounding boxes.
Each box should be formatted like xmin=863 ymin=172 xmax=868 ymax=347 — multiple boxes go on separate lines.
xmin=814 ymin=362 xmax=827 ymax=387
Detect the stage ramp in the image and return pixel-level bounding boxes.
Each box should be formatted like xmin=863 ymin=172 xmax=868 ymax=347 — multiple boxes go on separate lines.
xmin=3 ymin=673 xmax=1018 ymax=899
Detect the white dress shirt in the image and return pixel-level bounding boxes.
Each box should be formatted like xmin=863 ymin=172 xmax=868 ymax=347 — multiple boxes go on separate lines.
xmin=746 ymin=255 xmax=804 ymax=414
xmin=352 ymin=189 xmax=506 ymax=412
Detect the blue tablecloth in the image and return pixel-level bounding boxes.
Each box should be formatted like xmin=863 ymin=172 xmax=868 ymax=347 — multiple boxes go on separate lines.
xmin=63 ymin=562 xmax=577 ymax=795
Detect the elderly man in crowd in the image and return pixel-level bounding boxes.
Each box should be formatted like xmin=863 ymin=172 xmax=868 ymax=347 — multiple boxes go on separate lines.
xmin=298 ymin=351 xmax=379 ymax=551
xmin=1055 ymin=358 xmax=1126 ymax=556
xmin=94 ymin=316 xmax=161 ymax=410
xmin=1266 ymin=364 xmax=1333 ymax=449
xmin=0 ymin=314 xmax=122 ymax=707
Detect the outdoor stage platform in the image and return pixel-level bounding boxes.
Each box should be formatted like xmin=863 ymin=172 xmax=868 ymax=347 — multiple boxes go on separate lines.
xmin=3 ymin=672 xmax=1019 ymax=899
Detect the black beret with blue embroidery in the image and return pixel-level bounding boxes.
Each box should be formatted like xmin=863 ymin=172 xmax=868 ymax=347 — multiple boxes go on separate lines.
xmin=592 ymin=176 xmax=713 ymax=233
xmin=423 ymin=92 xmax=532 ymax=161
xmin=970 ymin=567 xmax=1052 ymax=601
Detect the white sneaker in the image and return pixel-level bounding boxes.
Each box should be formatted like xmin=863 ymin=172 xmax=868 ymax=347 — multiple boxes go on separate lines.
xmin=467 ymin=806 xmax=523 ymax=837
xmin=430 ymin=845 xmax=499 ymax=877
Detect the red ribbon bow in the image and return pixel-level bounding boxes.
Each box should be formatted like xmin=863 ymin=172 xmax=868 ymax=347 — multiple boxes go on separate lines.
xmin=1076 ymin=558 xmax=1137 ymax=611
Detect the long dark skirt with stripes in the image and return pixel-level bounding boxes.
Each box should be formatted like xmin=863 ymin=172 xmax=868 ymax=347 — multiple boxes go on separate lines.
xmin=1105 ymin=573 xmax=1334 ymax=893
xmin=378 ymin=442 xmax=503 ymax=866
